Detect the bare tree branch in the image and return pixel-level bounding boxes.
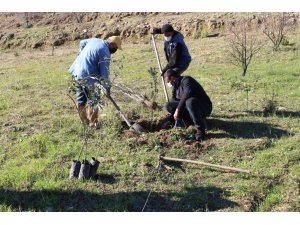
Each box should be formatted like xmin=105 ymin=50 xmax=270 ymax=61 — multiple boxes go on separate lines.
xmin=227 ymin=18 xmax=262 ymax=76
xmin=262 ymin=13 xmax=297 ymax=51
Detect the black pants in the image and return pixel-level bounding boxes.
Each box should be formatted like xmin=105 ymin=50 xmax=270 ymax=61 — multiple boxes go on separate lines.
xmin=165 ymin=97 xmax=212 ymax=130
xmin=172 ymin=64 xmax=189 ymax=76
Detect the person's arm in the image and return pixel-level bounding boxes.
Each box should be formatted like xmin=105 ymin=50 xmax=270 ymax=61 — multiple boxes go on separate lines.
xmin=160 ymin=44 xmax=169 ymax=76
xmin=164 ymin=44 xmax=169 ymax=63
xmin=176 ymin=78 xmax=192 ymax=113
xmin=171 ymin=87 xmax=177 ymax=101
xmin=98 ymin=56 xmax=110 ymax=79
xmin=97 ymin=55 xmax=111 ymax=95
xmin=162 ymin=43 xmax=183 ymax=73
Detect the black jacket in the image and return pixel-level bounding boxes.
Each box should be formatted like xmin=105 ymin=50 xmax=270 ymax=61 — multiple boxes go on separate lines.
xmin=162 ymin=31 xmax=191 ymax=73
xmin=173 ymin=76 xmax=212 ymax=112
xmin=163 ymin=40 xmax=182 ymax=72
xmin=153 ymin=29 xmax=191 ymax=73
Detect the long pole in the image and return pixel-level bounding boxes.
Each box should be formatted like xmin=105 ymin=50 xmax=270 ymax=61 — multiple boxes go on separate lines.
xmin=151 ymin=34 xmax=169 ymax=102
xmin=106 ymin=95 xmax=132 ymax=128
xmin=160 ymin=155 xmax=250 ymax=174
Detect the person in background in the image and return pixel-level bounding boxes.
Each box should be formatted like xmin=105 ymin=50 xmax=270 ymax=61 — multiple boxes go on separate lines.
xmin=152 ymin=24 xmax=192 ymax=76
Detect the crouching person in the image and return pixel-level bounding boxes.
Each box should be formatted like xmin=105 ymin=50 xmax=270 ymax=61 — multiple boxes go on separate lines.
xmin=164 ymin=69 xmax=212 ymax=141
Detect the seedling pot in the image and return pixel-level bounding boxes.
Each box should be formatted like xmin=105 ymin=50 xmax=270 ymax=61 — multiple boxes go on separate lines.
xmin=69 ymin=160 xmax=81 ymax=178
xmin=78 ymin=160 xmax=91 ymax=179
xmin=89 ymin=157 xmax=100 ymax=179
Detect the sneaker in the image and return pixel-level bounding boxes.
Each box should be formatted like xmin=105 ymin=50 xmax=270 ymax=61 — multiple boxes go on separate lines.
xmin=195 ymin=128 xmax=206 ymax=141
xmin=89 ymin=122 xmax=101 ymax=130
xmin=173 ymin=119 xmax=187 ymax=129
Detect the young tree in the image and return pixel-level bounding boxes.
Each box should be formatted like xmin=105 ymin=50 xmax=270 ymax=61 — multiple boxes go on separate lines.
xmin=228 ymin=18 xmax=261 ymax=76
xmin=262 ymin=13 xmax=296 ymax=51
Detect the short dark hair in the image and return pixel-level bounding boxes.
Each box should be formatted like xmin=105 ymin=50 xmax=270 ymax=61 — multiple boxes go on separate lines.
xmin=164 ymin=69 xmax=179 ymax=78
xmin=161 ymin=24 xmax=174 ymax=33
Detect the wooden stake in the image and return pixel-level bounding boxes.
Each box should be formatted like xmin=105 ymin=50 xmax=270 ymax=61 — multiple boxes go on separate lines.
xmin=151 ymin=34 xmax=169 ymax=103
xmin=159 ymin=155 xmax=250 ymax=174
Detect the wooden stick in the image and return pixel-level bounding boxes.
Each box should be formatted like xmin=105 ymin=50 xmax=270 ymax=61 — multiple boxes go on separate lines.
xmin=159 ymin=155 xmax=250 ymax=174
xmin=151 ymin=34 xmax=169 ymax=102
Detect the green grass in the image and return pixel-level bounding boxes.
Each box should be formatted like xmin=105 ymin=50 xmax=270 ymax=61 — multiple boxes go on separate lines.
xmin=0 ymin=28 xmax=300 ymax=212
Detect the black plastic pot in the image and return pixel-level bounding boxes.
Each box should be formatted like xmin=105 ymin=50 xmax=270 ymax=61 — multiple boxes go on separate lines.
xmin=78 ymin=160 xmax=91 ymax=179
xmin=69 ymin=160 xmax=81 ymax=179
xmin=89 ymin=157 xmax=100 ymax=179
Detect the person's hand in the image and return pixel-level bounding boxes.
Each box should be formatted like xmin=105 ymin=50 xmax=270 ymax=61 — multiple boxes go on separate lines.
xmin=174 ymin=108 xmax=179 ymax=121
xmin=151 ymin=27 xmax=162 ymax=35
xmin=161 ymin=68 xmax=167 ymax=77
xmin=106 ymin=88 xmax=111 ymax=97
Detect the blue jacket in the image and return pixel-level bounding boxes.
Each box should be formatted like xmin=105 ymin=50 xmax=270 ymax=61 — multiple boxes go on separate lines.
xmin=69 ymin=38 xmax=110 ymax=84
xmin=163 ymin=31 xmax=191 ymax=72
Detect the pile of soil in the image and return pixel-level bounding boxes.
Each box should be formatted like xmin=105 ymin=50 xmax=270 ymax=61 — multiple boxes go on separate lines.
xmin=121 ymin=114 xmax=219 ymax=159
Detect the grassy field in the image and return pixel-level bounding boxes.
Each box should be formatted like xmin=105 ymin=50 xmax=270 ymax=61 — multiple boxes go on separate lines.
xmin=0 ymin=29 xmax=300 ymax=212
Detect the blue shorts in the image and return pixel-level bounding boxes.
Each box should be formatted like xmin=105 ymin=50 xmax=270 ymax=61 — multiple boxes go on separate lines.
xmin=76 ymin=85 xmax=99 ymax=107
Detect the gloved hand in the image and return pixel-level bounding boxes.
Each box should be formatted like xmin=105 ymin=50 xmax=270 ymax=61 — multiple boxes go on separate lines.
xmin=160 ymin=68 xmax=167 ymax=77
xmin=106 ymin=88 xmax=111 ymax=97
xmin=151 ymin=27 xmax=162 ymax=35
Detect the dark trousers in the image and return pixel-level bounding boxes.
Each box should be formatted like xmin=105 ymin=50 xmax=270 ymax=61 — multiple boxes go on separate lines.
xmin=172 ymin=64 xmax=189 ymax=76
xmin=165 ymin=97 xmax=212 ymax=130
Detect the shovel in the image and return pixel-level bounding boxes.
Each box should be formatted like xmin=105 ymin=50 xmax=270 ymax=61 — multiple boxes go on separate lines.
xmin=159 ymin=155 xmax=250 ymax=174
xmin=151 ymin=34 xmax=169 ymax=103
xmin=106 ymin=95 xmax=146 ymax=132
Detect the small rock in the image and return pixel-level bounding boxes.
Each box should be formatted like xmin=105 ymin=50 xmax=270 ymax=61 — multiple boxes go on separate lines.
xmin=72 ymin=33 xmax=81 ymax=41
xmin=52 ymin=39 xmax=65 ymax=46
xmin=24 ymin=23 xmax=33 ymax=29
xmin=277 ymin=106 xmax=287 ymax=111
xmin=6 ymin=33 xmax=14 ymax=41
xmin=143 ymin=162 xmax=154 ymax=170
xmin=33 ymin=40 xmax=44 ymax=49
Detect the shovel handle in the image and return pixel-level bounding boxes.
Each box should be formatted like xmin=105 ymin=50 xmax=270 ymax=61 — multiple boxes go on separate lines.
xmin=106 ymin=95 xmax=132 ymax=128
xmin=151 ymin=34 xmax=163 ymax=73
xmin=160 ymin=156 xmax=250 ymax=174
xmin=151 ymin=34 xmax=169 ymax=103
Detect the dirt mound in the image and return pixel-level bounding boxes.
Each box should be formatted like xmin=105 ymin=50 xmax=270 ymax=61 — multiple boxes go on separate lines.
xmin=120 ymin=114 xmax=220 ymax=159
xmin=136 ymin=114 xmax=173 ymax=132
xmin=2 ymin=12 xmax=299 ymax=50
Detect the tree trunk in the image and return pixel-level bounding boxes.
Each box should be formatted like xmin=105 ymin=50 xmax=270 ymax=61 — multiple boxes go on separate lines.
xmin=242 ymin=65 xmax=248 ymax=76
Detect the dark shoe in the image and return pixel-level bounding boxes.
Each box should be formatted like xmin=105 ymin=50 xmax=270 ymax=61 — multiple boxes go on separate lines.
xmin=195 ymin=128 xmax=206 ymax=141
